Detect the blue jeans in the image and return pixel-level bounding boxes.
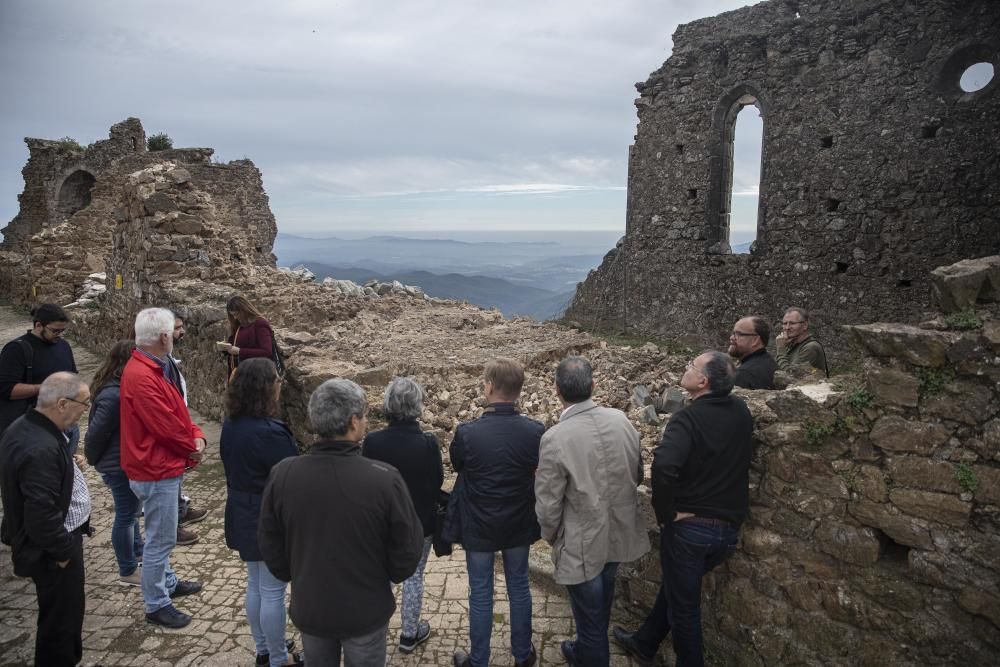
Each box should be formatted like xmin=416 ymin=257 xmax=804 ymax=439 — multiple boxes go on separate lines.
xmin=129 ymin=475 xmax=181 ymax=613
xmin=566 ymin=562 xmax=619 ymax=667
xmin=634 ymin=521 xmax=739 ymax=667
xmin=246 ymin=561 xmax=289 ymax=667
xmin=465 ymin=546 xmax=533 ymax=666
xmin=100 ymin=471 xmax=144 ymax=576
xmin=301 ymin=623 xmax=387 ymax=667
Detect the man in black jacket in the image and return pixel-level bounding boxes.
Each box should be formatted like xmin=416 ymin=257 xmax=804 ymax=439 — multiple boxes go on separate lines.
xmin=728 ymin=315 xmax=776 ymax=390
xmin=0 ymin=372 xmax=91 ymax=666
xmin=613 ymin=351 xmax=753 ymax=667
xmin=446 ymin=358 xmax=543 ymax=667
xmin=258 ymin=378 xmax=422 ymax=666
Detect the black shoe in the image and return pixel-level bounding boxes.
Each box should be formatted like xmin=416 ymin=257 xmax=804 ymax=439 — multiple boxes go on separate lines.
xmin=170 ymin=580 xmax=203 ymax=598
xmin=453 ymin=649 xmax=472 ymax=667
xmin=515 ymin=643 xmax=537 ymax=667
xmin=612 ymin=626 xmax=655 ymax=667
xmin=561 ymin=640 xmax=576 ymax=665
xmin=145 ymin=604 xmax=191 ymax=629
xmin=256 ymin=639 xmax=296 ymax=666
xmin=399 ymin=619 xmax=431 ymax=653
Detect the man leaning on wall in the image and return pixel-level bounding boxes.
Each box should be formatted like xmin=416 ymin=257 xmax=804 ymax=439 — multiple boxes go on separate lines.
xmin=775 ymin=307 xmax=828 ymax=377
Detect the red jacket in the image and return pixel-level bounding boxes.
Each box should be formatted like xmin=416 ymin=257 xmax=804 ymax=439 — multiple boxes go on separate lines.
xmin=120 ymin=349 xmax=204 ymax=481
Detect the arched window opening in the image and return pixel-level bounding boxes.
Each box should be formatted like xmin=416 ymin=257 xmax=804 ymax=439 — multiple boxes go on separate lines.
xmin=57 ymin=170 xmax=96 ymax=219
xmin=727 ymin=102 xmax=763 ymax=254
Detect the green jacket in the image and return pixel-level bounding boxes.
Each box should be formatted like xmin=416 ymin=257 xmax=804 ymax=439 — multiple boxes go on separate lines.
xmin=776 ymin=335 xmax=828 ymax=377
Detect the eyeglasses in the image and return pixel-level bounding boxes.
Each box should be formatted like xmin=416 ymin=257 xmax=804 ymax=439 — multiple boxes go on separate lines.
xmin=730 ymin=331 xmax=758 ymax=338
xmin=44 ymin=325 xmax=68 ymax=336
xmin=685 ymin=360 xmax=706 ymax=376
xmin=64 ymin=397 xmax=91 ymax=408
xmin=781 ymin=320 xmax=806 ymax=327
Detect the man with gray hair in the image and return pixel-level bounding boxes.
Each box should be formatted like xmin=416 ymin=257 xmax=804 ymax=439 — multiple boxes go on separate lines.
xmin=121 ymin=307 xmax=206 ymax=629
xmin=613 ymin=351 xmax=753 ymax=667
xmin=1 ymin=372 xmax=91 ymax=665
xmin=775 ymin=307 xmax=828 ymax=377
xmin=259 ymin=378 xmax=423 ymax=666
xmin=535 ymin=356 xmax=649 ymax=667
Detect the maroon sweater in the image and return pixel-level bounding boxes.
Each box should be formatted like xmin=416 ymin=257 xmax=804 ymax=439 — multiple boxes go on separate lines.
xmin=229 ymin=317 xmax=273 ymax=363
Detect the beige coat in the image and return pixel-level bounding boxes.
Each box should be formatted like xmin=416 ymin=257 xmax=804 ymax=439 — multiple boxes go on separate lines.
xmin=535 ymin=399 xmax=650 ymax=585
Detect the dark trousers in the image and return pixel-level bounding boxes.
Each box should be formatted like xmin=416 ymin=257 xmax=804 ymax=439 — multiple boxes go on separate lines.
xmin=566 ymin=561 xmax=619 ymax=667
xmin=633 ymin=521 xmax=738 ymax=667
xmin=30 ymin=530 xmax=85 ymax=666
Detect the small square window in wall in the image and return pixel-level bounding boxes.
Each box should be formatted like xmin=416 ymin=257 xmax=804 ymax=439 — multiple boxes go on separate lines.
xmin=675 ymin=144 xmax=684 ymax=154
xmin=826 ymin=198 xmax=841 ymax=212
xmin=688 ymin=189 xmax=698 ymax=200
xmin=820 ymin=136 xmax=833 ymax=148
xmin=921 ymin=125 xmax=941 ymax=139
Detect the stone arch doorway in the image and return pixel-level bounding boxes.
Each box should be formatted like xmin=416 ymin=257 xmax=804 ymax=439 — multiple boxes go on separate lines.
xmin=57 ymin=169 xmax=96 ymax=219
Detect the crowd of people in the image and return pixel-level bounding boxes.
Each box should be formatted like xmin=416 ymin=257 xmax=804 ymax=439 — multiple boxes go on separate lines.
xmin=0 ymin=301 xmax=827 ymax=666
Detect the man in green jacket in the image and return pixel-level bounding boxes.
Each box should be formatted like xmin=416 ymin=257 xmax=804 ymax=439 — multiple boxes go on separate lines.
xmin=775 ymin=307 xmax=828 ymax=377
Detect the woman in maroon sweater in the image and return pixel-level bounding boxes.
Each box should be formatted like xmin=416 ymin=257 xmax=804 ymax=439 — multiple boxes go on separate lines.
xmin=222 ymin=296 xmax=274 ymax=379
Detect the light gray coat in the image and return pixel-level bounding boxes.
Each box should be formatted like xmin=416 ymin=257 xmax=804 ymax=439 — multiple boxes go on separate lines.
xmin=535 ymin=399 xmax=650 ymax=585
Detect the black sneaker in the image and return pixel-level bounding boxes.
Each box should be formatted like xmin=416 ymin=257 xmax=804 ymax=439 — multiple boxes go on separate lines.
xmin=515 ymin=643 xmax=537 ymax=667
xmin=170 ymin=580 xmax=203 ymax=598
xmin=453 ymin=649 xmax=472 ymax=667
xmin=561 ymin=640 xmax=577 ymax=666
xmin=611 ymin=626 xmax=655 ymax=667
xmin=256 ymin=639 xmax=297 ymax=666
xmin=399 ymin=619 xmax=431 ymax=653
xmin=145 ymin=604 xmax=191 ymax=629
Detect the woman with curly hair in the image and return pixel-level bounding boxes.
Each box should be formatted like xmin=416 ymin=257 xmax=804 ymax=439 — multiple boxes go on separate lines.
xmin=84 ymin=340 xmax=144 ymax=585
xmin=220 ymin=358 xmax=301 ymax=666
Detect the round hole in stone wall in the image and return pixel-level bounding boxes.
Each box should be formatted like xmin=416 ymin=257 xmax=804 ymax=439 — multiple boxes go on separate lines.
xmin=960 ymin=62 xmax=994 ymax=92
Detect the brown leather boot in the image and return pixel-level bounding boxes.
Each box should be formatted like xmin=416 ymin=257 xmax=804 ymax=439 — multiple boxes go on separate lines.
xmin=176 ymin=526 xmax=199 ymax=546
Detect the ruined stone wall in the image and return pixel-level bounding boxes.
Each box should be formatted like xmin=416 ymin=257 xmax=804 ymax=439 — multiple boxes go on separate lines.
xmin=566 ymin=0 xmax=1000 ymax=364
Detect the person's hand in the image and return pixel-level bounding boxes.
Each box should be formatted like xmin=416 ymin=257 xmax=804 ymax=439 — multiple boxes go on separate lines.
xmin=775 ymin=331 xmax=788 ymax=351
xmin=73 ymin=454 xmax=86 ymax=468
xmin=189 ymin=438 xmax=207 ymax=462
xmin=57 ymin=560 xmax=70 ymax=568
xmin=673 ymin=512 xmax=695 ymax=522
xmin=228 ymin=346 xmax=240 ymax=357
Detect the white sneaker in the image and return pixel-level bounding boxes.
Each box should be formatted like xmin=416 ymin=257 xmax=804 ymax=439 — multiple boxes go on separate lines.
xmin=119 ymin=571 xmax=142 ymax=586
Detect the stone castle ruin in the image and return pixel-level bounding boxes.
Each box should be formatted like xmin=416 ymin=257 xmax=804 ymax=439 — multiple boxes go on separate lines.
xmin=565 ymin=0 xmax=1000 ymax=363
xmin=1 ymin=1 xmax=999 ymax=663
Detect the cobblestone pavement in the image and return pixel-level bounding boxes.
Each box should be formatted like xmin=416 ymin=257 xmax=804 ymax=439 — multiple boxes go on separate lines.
xmin=0 ymin=305 xmax=658 ymax=666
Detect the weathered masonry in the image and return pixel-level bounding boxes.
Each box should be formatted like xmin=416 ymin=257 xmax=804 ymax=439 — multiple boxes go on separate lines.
xmin=565 ymin=0 xmax=1000 ymax=361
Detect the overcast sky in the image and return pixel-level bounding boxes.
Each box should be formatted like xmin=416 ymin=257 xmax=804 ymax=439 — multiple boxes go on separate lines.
xmin=0 ymin=0 xmax=762 ymax=242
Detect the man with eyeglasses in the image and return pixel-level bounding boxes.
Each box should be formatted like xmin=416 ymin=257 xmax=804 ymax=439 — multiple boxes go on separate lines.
xmin=1 ymin=372 xmax=92 ymax=666
xmin=0 ymin=304 xmax=78 ymax=438
xmin=728 ymin=315 xmax=776 ymax=390
xmin=775 ymin=307 xmax=829 ymax=377
xmin=613 ymin=351 xmax=752 ymax=667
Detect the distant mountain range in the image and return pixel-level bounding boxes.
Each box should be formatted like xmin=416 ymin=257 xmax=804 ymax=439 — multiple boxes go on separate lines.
xmin=301 ymin=263 xmax=575 ymax=321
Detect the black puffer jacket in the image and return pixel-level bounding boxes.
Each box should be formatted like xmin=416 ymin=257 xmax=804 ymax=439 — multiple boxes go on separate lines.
xmin=84 ymin=380 xmax=123 ymax=475
xmin=442 ymin=403 xmax=544 ymax=551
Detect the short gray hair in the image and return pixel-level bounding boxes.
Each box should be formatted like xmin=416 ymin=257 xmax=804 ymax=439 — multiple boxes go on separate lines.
xmin=555 ymin=356 xmax=593 ymax=403
xmin=309 ymin=378 xmax=367 ymax=437
xmin=383 ymin=377 xmax=425 ymax=421
xmin=37 ymin=372 xmax=86 ymax=408
xmin=134 ymin=308 xmax=175 ymax=345
xmin=701 ymin=350 xmax=736 ymax=395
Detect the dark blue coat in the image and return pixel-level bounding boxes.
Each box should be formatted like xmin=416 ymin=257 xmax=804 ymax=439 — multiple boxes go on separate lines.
xmin=442 ymin=403 xmax=543 ymax=551
xmin=363 ymin=421 xmax=444 ymax=537
xmin=221 ymin=416 xmax=298 ymax=561
xmin=84 ymin=380 xmax=123 ymax=475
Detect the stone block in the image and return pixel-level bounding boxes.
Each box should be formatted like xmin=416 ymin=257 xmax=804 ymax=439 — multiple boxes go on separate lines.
xmin=765 ymin=390 xmax=837 ymax=425
xmin=887 ymin=457 xmax=962 ymax=494
xmin=889 ymin=488 xmax=970 ymax=526
xmin=864 ymin=365 xmax=919 ymax=408
xmin=848 ymin=498 xmax=933 ymax=550
xmin=973 ymin=464 xmax=1000 ymax=505
xmin=869 ymin=416 xmax=949 ymax=455
xmin=655 ymin=387 xmax=685 ymax=414
xmin=930 ymin=255 xmax=1000 ymax=313
xmin=856 ymin=465 xmax=888 ymax=502
xmin=921 ymin=379 xmax=996 ymax=425
xmin=142 ymin=191 xmax=178 ymax=215
xmin=630 ymin=384 xmax=652 ymax=408
xmin=741 ymin=526 xmax=786 ymax=558
xmin=957 ymin=587 xmax=1000 ymax=629
xmin=846 ymin=323 xmax=960 ymax=367
xmin=349 ymin=365 xmax=394 ymax=387
xmin=984 ymin=319 xmax=1000 ymax=353
xmin=815 ymin=521 xmax=882 ymax=565
xmin=759 ymin=422 xmax=805 ymax=448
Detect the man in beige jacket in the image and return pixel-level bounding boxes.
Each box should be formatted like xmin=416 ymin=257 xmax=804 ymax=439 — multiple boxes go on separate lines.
xmin=535 ymin=355 xmax=650 ymax=667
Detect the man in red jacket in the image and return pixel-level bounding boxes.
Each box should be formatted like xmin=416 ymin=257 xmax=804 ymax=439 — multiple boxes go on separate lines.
xmin=121 ymin=307 xmax=206 ymax=629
